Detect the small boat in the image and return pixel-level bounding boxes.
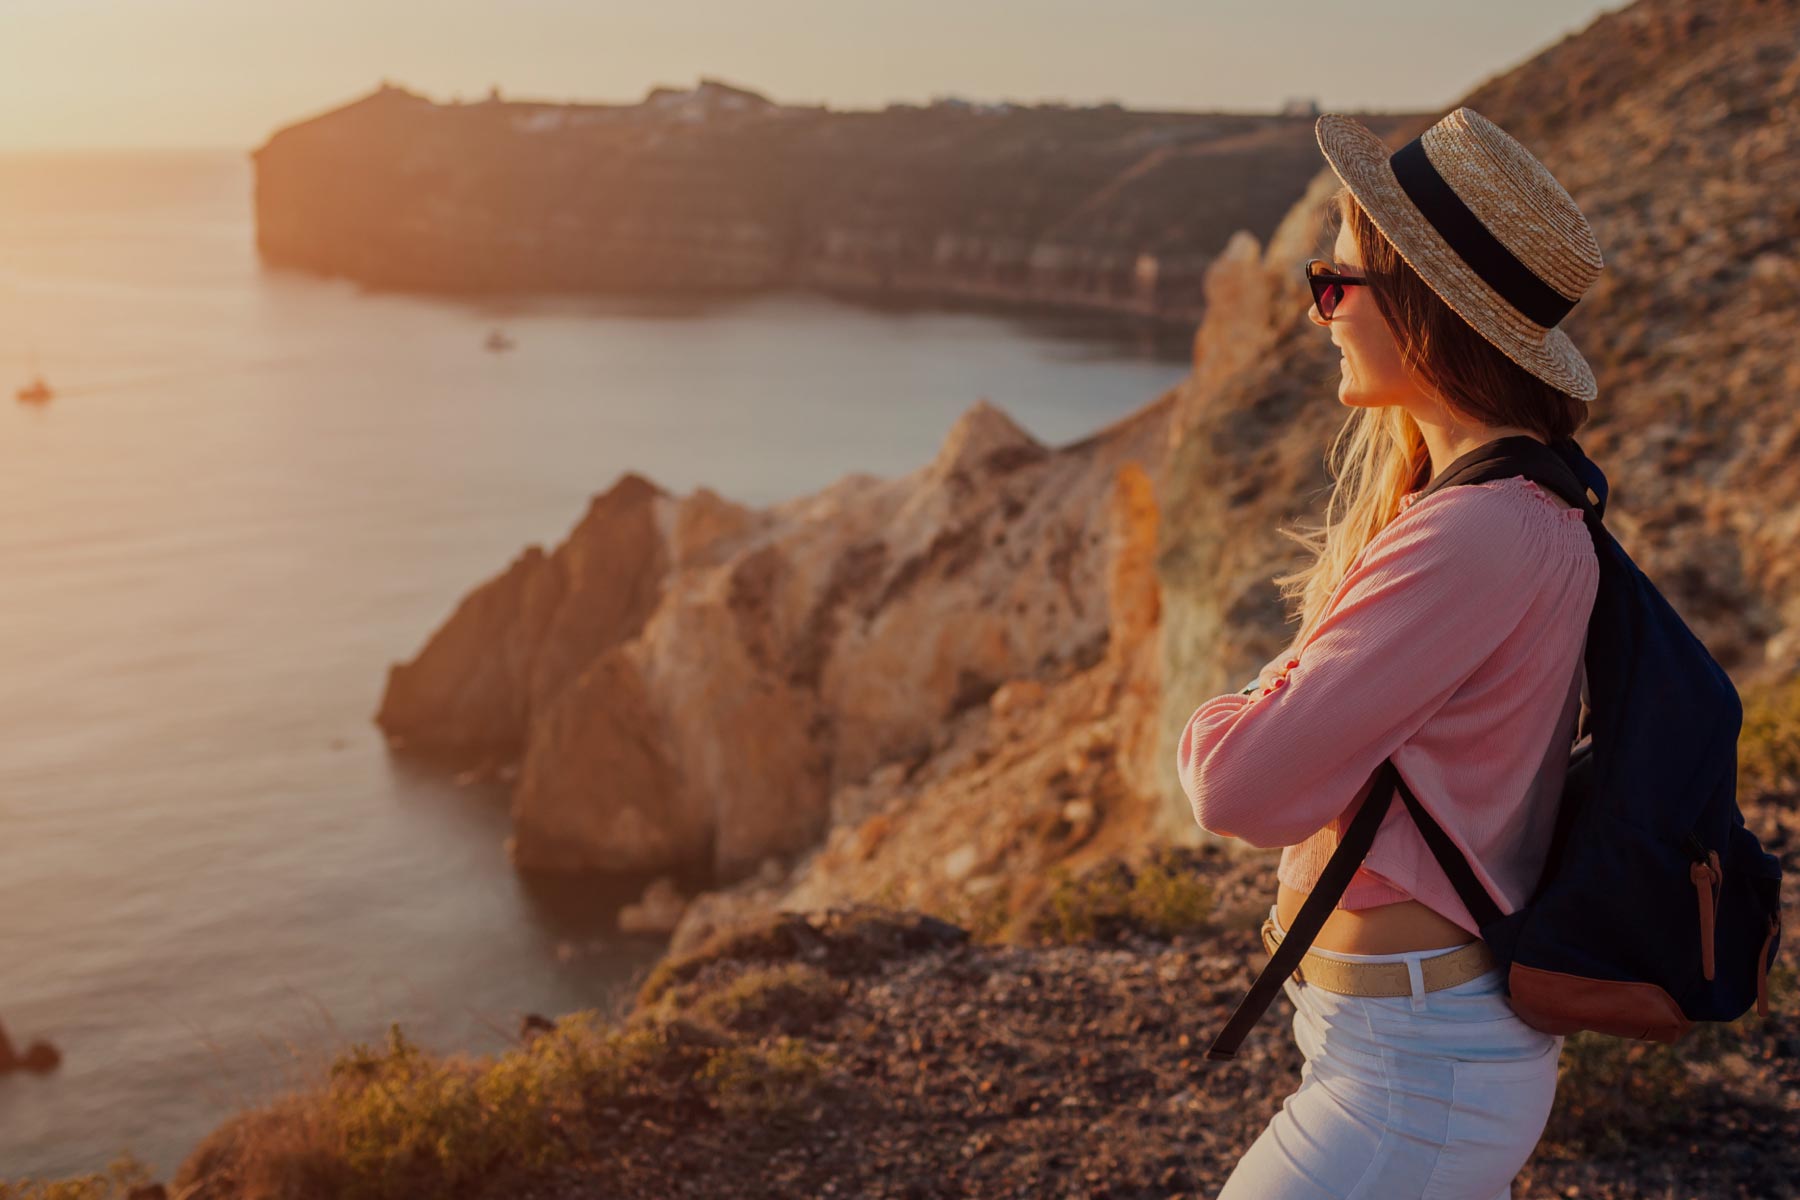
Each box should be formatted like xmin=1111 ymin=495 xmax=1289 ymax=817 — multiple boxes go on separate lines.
xmin=15 ymin=374 xmax=52 ymax=404
xmin=484 ymin=328 xmax=515 ymax=353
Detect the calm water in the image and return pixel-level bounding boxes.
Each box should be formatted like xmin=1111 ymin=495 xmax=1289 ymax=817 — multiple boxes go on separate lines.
xmin=0 ymin=147 xmax=1187 ymax=1180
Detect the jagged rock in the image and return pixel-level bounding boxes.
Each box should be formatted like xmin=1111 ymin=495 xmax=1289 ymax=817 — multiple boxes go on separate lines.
xmin=388 ymin=391 xmax=1171 ymax=883
xmin=0 ymin=1019 xmax=60 ymax=1074
xmin=718 ymin=457 xmax=1180 ymax=941
xmin=507 ymin=644 xmax=704 ymax=873
xmin=617 ymin=875 xmax=690 ymax=935
xmin=376 ymin=473 xmax=672 ymax=766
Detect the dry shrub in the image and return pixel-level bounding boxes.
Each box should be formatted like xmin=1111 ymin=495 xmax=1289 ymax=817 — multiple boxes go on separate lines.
xmin=1739 ymin=672 xmax=1800 ymax=800
xmin=683 ymin=962 xmax=845 ymax=1036
xmin=1032 ymin=848 xmax=1215 ymax=943
xmin=0 ymin=1155 xmax=155 ymax=1200
xmin=171 ymin=1006 xmax=840 ymax=1200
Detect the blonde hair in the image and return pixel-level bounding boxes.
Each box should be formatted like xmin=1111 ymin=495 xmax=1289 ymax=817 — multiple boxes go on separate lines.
xmin=1270 ymin=187 xmax=1590 ymax=648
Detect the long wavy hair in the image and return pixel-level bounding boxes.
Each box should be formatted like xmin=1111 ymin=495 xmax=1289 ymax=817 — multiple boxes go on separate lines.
xmin=1270 ymin=186 xmax=1591 ymax=649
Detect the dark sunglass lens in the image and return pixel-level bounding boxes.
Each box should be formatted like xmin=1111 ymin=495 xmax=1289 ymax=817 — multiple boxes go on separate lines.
xmin=1318 ymin=282 xmax=1344 ymax=319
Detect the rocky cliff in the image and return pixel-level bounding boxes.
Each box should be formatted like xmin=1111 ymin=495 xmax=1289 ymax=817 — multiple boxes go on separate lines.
xmin=251 ymin=78 xmax=1418 ymax=325
xmin=377 ymin=393 xmax=1175 ymax=884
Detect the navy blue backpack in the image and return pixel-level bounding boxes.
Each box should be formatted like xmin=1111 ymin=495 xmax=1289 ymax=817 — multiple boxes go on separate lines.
xmin=1207 ymin=434 xmax=1785 ymax=1061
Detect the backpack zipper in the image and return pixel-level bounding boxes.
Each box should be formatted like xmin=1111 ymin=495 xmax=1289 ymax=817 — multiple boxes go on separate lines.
xmin=1683 ymin=830 xmax=1722 ymax=980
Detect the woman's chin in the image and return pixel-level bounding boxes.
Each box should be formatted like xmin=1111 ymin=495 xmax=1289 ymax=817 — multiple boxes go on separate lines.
xmin=1336 ymin=373 xmax=1383 ymax=409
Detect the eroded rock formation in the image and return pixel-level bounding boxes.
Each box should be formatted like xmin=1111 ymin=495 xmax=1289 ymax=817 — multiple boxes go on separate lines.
xmin=377 ymin=394 xmax=1175 ymax=881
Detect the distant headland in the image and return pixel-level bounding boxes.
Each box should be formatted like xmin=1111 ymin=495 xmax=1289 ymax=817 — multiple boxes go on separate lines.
xmin=249 ymin=78 xmax=1422 ymax=324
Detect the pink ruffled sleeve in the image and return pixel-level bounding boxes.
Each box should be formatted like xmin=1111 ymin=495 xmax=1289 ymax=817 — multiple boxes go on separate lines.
xmin=1174 ymin=489 xmax=1546 ymax=849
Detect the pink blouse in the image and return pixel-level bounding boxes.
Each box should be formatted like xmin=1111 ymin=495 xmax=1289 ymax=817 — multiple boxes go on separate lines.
xmin=1174 ymin=476 xmax=1597 ymax=938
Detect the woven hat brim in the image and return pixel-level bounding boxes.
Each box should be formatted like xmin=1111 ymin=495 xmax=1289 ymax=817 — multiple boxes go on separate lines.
xmin=1315 ymin=113 xmax=1597 ymax=404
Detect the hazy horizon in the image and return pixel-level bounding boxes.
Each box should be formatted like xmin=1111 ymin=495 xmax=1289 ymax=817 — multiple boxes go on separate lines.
xmin=2 ymin=0 xmax=1623 ymax=153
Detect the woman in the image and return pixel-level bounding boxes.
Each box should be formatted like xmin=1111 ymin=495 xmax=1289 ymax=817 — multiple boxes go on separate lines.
xmin=1175 ymin=107 xmax=1604 ymax=1198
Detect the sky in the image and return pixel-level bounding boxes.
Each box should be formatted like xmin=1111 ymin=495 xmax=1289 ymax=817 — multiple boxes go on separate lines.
xmin=0 ymin=0 xmax=1625 ymax=152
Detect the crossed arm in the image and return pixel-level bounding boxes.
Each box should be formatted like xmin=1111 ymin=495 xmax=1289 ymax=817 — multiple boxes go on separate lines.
xmin=1175 ymin=492 xmax=1542 ymax=849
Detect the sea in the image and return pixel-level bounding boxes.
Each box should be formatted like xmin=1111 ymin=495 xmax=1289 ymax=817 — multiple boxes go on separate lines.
xmin=0 ymin=146 xmax=1189 ymax=1181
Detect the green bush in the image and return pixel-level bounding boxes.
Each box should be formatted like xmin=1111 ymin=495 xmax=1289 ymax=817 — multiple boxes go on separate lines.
xmin=1738 ymin=672 xmax=1800 ymax=799
xmin=175 ymin=997 xmax=847 ymax=1200
xmin=321 ymin=1021 xmax=584 ymax=1197
xmin=1031 ymin=848 xmax=1215 ymax=943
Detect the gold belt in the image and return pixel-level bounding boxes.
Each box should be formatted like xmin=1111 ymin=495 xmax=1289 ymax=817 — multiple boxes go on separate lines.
xmin=1260 ymin=916 xmax=1498 ymax=997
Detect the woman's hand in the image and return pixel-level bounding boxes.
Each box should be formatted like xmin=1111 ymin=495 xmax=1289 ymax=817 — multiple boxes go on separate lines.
xmin=1254 ymin=654 xmax=1301 ymax=697
xmin=1237 ymin=641 xmax=1303 ymax=696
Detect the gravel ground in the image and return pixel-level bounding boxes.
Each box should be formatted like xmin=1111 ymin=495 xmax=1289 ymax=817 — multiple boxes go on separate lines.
xmin=522 ymin=801 xmax=1799 ymax=1200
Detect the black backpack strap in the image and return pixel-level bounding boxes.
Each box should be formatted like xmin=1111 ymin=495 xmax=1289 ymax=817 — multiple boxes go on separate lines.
xmin=1414 ymin=434 xmax=1601 ymax=525
xmin=1392 ymin=769 xmax=1504 ymax=929
xmin=1401 ymin=434 xmax=1598 ymax=928
xmin=1204 ymin=759 xmax=1399 ymax=1061
xmin=1203 ymin=761 xmax=1513 ymax=1062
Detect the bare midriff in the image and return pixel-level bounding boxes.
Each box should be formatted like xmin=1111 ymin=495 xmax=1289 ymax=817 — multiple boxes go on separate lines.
xmin=1275 ymin=880 xmax=1476 ymax=954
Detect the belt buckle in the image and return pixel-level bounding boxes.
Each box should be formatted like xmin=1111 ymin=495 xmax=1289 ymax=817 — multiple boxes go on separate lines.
xmin=1260 ymin=917 xmax=1305 ymax=984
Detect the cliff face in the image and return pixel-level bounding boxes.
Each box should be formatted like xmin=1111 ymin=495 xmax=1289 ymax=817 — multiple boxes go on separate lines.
xmin=250 ymin=80 xmax=1419 ymax=324
xmin=376 ymin=395 xmax=1175 ymax=880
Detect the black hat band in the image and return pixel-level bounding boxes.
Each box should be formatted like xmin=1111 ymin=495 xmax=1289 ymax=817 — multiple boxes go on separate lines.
xmin=1389 ymin=135 xmax=1577 ymax=329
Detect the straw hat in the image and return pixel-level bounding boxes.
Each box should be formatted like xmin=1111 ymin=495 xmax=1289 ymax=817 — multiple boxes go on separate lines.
xmin=1315 ymin=107 xmax=1603 ymax=403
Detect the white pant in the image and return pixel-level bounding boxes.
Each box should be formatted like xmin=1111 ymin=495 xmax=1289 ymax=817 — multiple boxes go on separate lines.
xmin=1216 ymin=905 xmax=1566 ymax=1199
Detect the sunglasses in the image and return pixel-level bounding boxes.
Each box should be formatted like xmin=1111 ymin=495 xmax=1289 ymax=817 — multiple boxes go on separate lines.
xmin=1305 ymin=258 xmax=1367 ymax=321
